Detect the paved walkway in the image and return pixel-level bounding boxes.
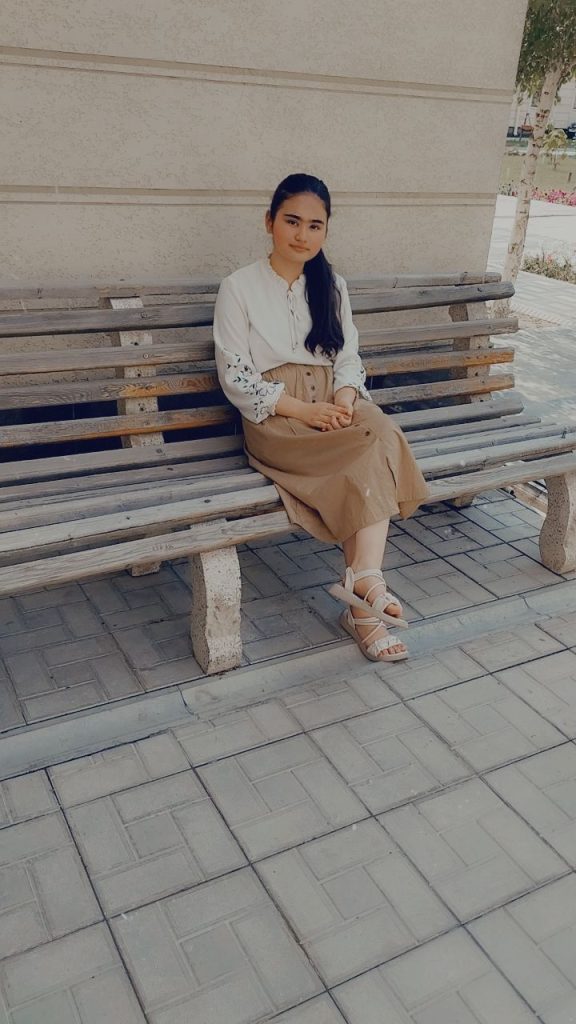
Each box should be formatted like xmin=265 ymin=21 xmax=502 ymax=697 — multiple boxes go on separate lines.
xmin=488 ymin=195 xmax=576 ymax=326
xmin=1 ymin=586 xmax=576 ymax=1021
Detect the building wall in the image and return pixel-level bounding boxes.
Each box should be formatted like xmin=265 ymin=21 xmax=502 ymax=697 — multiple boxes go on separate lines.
xmin=0 ymin=0 xmax=528 ymax=287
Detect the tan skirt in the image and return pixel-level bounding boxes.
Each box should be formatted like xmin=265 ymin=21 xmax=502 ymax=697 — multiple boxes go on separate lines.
xmin=242 ymin=363 xmax=429 ymax=545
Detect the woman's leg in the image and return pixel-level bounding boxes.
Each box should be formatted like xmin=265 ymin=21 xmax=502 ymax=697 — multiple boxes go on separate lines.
xmin=346 ymin=519 xmax=406 ymax=657
xmin=342 ymin=535 xmax=356 ymax=568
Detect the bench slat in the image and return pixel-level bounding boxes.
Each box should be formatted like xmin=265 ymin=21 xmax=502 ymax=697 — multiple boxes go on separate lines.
xmin=411 ymin=422 xmax=575 ymax=457
xmin=419 ymin=433 xmax=576 ymax=477
xmin=0 ymin=349 xmax=515 ymax=410
xmin=366 ymin=348 xmax=514 ymax=375
xmin=0 ymin=455 xmax=248 ymax=506
xmin=0 ymin=485 xmax=279 ymax=559
xmin=0 ymin=272 xmax=502 ymax=303
xmin=0 ymin=407 xmax=236 ymax=447
xmin=0 ymin=511 xmax=293 ymax=595
xmin=0 ymin=376 xmax=515 ymax=446
xmin=0 ymin=470 xmax=263 ymax=529
xmin=0 ymin=437 xmax=243 ymax=486
xmin=372 ymin=373 xmax=514 ymax=406
xmin=404 ymin=413 xmax=540 ymax=443
xmin=428 ymin=451 xmax=576 ymax=503
xmin=395 ymin=396 xmax=524 ymax=429
xmin=0 ymin=284 xmax=514 ymax=338
xmin=0 ymin=319 xmax=519 ymax=376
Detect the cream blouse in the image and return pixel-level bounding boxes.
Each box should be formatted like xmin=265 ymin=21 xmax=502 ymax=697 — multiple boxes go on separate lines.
xmin=213 ymin=256 xmax=371 ymax=423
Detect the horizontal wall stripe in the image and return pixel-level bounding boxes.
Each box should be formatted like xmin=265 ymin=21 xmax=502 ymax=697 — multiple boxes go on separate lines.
xmin=0 ymin=187 xmax=495 ymax=208
xmin=0 ymin=47 xmax=512 ymax=104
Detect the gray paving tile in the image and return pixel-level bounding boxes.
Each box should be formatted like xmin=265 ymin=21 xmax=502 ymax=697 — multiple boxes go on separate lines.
xmin=49 ymin=734 xmax=191 ymax=807
xmin=0 ymin=663 xmax=25 ymax=732
xmin=333 ymin=928 xmax=538 ymax=1023
xmin=0 ymin=812 xmax=101 ymax=959
xmin=459 ymin=625 xmax=565 ymax=672
xmin=497 ymin=651 xmax=576 ymax=736
xmin=111 ymin=867 xmax=323 ymax=1024
xmin=409 ymin=676 xmax=565 ymax=772
xmin=487 ymin=744 xmax=576 ymax=867
xmin=277 ymin=673 xmax=399 ymax=731
xmin=174 ymin=701 xmax=302 ymax=766
xmin=66 ymin=772 xmax=246 ymax=915
xmin=469 ymin=875 xmax=576 ymax=1023
xmin=375 ymin=646 xmax=488 ymax=699
xmin=0 ymin=923 xmax=146 ymax=1023
xmin=0 ymin=772 xmax=58 ymax=828
xmin=257 ymin=819 xmax=455 ymax=987
xmin=381 ymin=778 xmax=567 ymax=922
xmin=270 ymin=996 xmax=346 ymax=1023
xmin=243 ymin=632 xmax=312 ymax=663
xmin=538 ymin=612 xmax=576 ymax=647
xmin=311 ymin=706 xmax=470 ymax=814
xmin=447 ymin=547 xmax=560 ymax=598
xmin=381 ymin=561 xmax=495 ymax=618
xmin=197 ymin=736 xmax=367 ymax=861
xmin=112 ymin=619 xmax=203 ymax=688
xmin=4 ymin=634 xmax=143 ymax=723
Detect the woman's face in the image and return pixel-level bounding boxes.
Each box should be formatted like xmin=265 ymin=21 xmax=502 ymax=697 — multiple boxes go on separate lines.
xmin=265 ymin=192 xmax=328 ymax=265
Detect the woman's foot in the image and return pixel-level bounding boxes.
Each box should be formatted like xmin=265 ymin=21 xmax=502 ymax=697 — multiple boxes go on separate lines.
xmin=351 ymin=568 xmax=404 ymax=621
xmin=351 ymin=605 xmax=407 ymax=657
xmin=340 ymin=608 xmax=408 ymax=662
xmin=329 ymin=568 xmax=407 ymax=629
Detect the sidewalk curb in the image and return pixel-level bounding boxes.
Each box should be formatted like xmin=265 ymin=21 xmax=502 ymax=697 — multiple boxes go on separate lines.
xmin=2 ymin=579 xmax=575 ymax=780
xmin=0 ymin=689 xmax=192 ymax=781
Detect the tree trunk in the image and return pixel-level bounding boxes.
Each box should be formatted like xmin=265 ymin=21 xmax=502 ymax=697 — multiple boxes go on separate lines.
xmin=493 ymin=63 xmax=564 ymax=317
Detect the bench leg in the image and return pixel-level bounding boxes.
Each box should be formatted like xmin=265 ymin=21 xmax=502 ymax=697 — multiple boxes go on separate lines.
xmin=540 ymin=472 xmax=576 ymax=573
xmin=189 ymin=546 xmax=242 ymax=674
xmin=449 ymin=494 xmax=475 ymax=509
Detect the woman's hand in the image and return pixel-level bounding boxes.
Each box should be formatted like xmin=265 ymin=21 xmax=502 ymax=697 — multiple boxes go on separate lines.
xmin=300 ymin=401 xmax=352 ymax=431
xmin=272 ymin=393 xmax=353 ymax=431
xmin=334 ymin=386 xmax=357 ymax=422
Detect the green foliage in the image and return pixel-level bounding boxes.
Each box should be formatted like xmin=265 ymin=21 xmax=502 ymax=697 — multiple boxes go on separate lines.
xmin=542 ymin=127 xmax=572 ymax=165
xmin=516 ymin=0 xmax=576 ymax=99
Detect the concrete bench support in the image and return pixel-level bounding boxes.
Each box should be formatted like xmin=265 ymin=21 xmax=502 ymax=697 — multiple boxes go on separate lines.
xmin=189 ymin=534 xmax=242 ymax=674
xmin=540 ymin=471 xmax=576 ymax=573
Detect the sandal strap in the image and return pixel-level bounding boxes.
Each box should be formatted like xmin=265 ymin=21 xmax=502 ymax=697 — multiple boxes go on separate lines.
xmin=367 ymin=634 xmax=402 ymax=657
xmin=371 ymin=590 xmax=402 ymax=614
xmin=343 ymin=567 xmax=402 ymax=614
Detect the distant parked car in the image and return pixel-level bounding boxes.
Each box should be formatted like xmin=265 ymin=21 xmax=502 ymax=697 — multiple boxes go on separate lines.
xmin=564 ymin=123 xmax=576 ymax=140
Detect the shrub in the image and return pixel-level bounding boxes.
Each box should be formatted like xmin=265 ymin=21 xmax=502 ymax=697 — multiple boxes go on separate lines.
xmin=499 ymin=185 xmax=576 ymax=205
xmin=522 ymin=251 xmax=576 ymax=282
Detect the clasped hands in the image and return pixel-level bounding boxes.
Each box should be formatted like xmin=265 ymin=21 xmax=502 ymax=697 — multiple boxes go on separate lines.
xmin=300 ymin=386 xmax=357 ymax=431
xmin=274 ymin=387 xmax=357 ymax=431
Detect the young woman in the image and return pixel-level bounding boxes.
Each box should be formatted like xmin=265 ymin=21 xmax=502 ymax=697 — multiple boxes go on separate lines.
xmin=214 ymin=173 xmax=429 ymax=662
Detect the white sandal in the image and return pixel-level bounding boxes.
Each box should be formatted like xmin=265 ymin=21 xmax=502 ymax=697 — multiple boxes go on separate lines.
xmin=329 ymin=567 xmax=408 ymax=630
xmin=340 ymin=608 xmax=409 ymax=663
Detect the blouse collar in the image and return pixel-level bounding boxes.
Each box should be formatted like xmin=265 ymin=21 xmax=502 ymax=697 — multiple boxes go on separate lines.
xmin=261 ymin=256 xmax=306 ymax=294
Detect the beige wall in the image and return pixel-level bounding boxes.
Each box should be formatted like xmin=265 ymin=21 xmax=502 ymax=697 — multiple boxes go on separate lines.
xmin=0 ymin=0 xmax=528 ymax=286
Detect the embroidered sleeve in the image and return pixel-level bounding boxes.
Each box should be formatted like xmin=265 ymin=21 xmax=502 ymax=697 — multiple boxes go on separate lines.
xmin=213 ymin=277 xmax=285 ymax=423
xmin=332 ymin=276 xmax=372 ymax=402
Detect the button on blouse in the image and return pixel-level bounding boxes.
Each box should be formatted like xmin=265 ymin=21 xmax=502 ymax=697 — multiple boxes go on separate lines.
xmin=213 ymin=257 xmax=371 ymax=423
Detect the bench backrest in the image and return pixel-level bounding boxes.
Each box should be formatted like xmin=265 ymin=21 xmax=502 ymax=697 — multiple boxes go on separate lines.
xmin=0 ymin=273 xmax=518 ymax=462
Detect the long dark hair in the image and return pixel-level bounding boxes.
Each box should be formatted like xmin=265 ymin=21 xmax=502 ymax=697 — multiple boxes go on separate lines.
xmin=268 ymin=174 xmax=345 ymax=358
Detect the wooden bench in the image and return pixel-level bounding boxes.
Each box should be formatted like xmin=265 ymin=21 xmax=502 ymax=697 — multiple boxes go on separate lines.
xmin=0 ymin=272 xmax=575 ymax=675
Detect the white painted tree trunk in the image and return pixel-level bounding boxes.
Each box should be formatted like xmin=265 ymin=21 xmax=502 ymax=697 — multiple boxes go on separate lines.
xmin=493 ymin=64 xmax=564 ymax=317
